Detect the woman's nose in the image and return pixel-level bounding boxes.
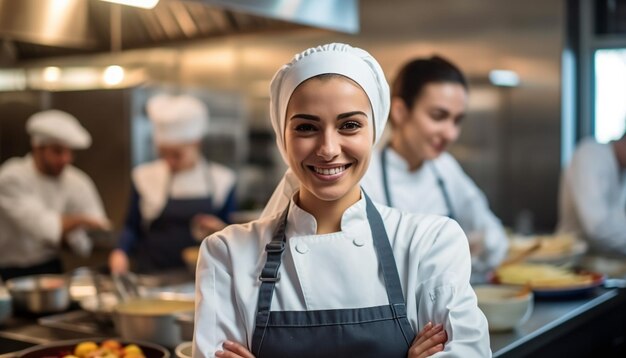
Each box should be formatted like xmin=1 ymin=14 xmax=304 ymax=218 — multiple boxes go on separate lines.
xmin=443 ymin=121 xmax=460 ymax=142
xmin=316 ymin=130 xmax=340 ymax=160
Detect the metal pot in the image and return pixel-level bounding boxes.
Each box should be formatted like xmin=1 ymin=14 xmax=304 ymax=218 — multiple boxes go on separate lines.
xmin=6 ymin=274 xmax=70 ymax=314
xmin=114 ymin=298 xmax=195 ymax=348
xmin=174 ymin=311 xmax=194 ymax=342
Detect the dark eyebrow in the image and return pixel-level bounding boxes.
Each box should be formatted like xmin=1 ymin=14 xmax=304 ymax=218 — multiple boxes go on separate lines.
xmin=289 ymin=111 xmax=368 ymax=121
xmin=337 ymin=111 xmax=368 ymax=120
xmin=290 ymin=114 xmax=319 ymax=121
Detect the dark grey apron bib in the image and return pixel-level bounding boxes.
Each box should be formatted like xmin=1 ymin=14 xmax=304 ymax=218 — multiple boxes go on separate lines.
xmin=251 ymin=193 xmax=416 ymax=357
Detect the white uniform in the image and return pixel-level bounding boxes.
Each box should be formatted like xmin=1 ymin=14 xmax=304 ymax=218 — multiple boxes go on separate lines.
xmin=132 ymin=158 xmax=236 ymax=223
xmin=558 ymin=138 xmax=626 ymax=255
xmin=0 ymin=155 xmax=107 ymax=267
xmin=194 ymin=194 xmax=491 ymax=357
xmin=361 ymin=148 xmax=508 ymax=272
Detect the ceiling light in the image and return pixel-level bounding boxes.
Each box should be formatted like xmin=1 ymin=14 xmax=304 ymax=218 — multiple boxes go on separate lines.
xmin=43 ymin=66 xmax=61 ymax=83
xmin=103 ymin=65 xmax=125 ymax=86
xmin=489 ymin=70 xmax=520 ymax=87
xmin=99 ymin=0 xmax=159 ymax=9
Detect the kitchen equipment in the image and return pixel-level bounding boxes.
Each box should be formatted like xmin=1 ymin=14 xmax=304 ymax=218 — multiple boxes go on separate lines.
xmin=175 ymin=341 xmax=193 ymax=358
xmin=114 ymin=298 xmax=195 ymax=348
xmin=14 ymin=338 xmax=170 ymax=358
xmin=79 ymin=292 xmax=120 ymax=323
xmin=5 ymin=274 xmax=70 ymax=314
xmin=474 ymin=285 xmax=533 ymax=332
xmin=174 ymin=311 xmax=194 ymax=341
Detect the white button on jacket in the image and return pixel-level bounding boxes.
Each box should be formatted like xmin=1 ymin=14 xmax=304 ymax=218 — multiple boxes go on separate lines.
xmin=193 ymin=193 xmax=491 ymax=357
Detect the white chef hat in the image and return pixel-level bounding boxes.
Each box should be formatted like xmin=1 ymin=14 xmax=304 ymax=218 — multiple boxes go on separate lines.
xmin=270 ymin=42 xmax=390 ymax=164
xmin=26 ymin=110 xmax=92 ymax=149
xmin=261 ymin=43 xmax=390 ymax=218
xmin=146 ymin=94 xmax=209 ymax=145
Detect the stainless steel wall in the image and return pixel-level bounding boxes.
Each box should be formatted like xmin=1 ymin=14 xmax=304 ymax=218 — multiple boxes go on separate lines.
xmin=10 ymin=0 xmax=564 ymax=231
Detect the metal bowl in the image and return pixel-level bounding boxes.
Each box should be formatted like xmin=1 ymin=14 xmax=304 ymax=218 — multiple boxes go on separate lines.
xmin=6 ymin=274 xmax=70 ymax=314
xmin=114 ymin=298 xmax=195 ymax=348
xmin=174 ymin=311 xmax=194 ymax=342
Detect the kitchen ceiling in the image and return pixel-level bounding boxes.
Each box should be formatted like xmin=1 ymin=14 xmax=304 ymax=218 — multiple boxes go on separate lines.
xmin=0 ymin=0 xmax=358 ymax=63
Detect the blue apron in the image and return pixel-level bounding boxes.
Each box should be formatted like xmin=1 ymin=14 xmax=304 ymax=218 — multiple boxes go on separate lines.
xmin=251 ymin=193 xmax=416 ymax=357
xmin=136 ymin=168 xmax=217 ymax=273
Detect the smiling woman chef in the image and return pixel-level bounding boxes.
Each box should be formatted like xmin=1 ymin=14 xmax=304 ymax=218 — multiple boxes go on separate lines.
xmin=360 ymin=56 xmax=508 ymax=276
xmin=109 ymin=94 xmax=237 ymax=274
xmin=193 ymin=44 xmax=490 ymax=357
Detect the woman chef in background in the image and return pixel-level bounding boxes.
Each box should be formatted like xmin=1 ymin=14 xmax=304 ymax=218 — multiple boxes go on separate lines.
xmin=360 ymin=56 xmax=508 ymax=276
xmin=194 ymin=43 xmax=490 ymax=358
xmin=109 ymin=94 xmax=237 ymax=274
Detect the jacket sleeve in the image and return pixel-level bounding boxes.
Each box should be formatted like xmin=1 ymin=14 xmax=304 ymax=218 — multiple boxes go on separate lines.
xmin=117 ymin=184 xmax=142 ymax=254
xmin=565 ymin=145 xmax=626 ymax=253
xmin=415 ymin=219 xmax=492 ymax=357
xmin=65 ymin=171 xmax=107 ymax=218
xmin=193 ymin=234 xmax=248 ymax=358
xmin=443 ymin=156 xmax=508 ymax=271
xmin=0 ymin=170 xmax=62 ymax=246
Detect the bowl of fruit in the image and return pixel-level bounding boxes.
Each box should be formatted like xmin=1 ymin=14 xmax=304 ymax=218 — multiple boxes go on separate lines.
xmin=16 ymin=338 xmax=169 ymax=358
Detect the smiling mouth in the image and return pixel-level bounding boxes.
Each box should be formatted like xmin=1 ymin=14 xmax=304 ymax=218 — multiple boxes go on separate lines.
xmin=308 ymin=164 xmax=352 ymax=176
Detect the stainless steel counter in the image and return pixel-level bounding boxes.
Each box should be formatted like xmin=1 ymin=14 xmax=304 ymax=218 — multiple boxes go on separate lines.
xmin=492 ymin=288 xmax=626 ymax=357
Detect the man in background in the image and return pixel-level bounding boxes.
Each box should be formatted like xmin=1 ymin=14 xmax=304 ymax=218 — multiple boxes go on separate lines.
xmin=0 ymin=110 xmax=111 ymax=280
xmin=558 ymin=129 xmax=626 ymax=255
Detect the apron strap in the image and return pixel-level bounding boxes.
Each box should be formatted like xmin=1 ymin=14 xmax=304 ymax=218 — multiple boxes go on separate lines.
xmin=363 ymin=191 xmax=416 ymax=343
xmin=363 ymin=191 xmax=407 ymax=308
xmin=251 ymin=206 xmax=289 ymax=355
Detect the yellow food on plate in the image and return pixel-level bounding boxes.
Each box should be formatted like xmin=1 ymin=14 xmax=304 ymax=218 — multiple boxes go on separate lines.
xmin=496 ymin=263 xmax=594 ymax=288
xmin=123 ymin=344 xmax=144 ymax=356
xmin=75 ymin=342 xmax=99 ymax=358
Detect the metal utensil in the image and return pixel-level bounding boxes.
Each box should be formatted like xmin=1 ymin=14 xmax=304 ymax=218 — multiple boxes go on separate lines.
xmin=112 ymin=272 xmax=141 ymax=302
xmin=5 ymin=274 xmax=70 ymax=314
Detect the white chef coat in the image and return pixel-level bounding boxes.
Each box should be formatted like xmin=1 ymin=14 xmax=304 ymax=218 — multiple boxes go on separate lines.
xmin=132 ymin=158 xmax=236 ymax=223
xmin=194 ymin=192 xmax=491 ymax=357
xmin=557 ymin=138 xmax=626 ymax=255
xmin=361 ymin=148 xmax=508 ymax=272
xmin=0 ymin=154 xmax=107 ymax=267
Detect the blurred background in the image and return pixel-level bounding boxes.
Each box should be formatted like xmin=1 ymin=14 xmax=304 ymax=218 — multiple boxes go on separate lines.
xmin=0 ymin=0 xmax=622 ymax=236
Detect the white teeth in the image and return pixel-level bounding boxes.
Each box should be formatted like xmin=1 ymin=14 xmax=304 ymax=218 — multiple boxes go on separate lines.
xmin=314 ymin=165 xmax=346 ymax=175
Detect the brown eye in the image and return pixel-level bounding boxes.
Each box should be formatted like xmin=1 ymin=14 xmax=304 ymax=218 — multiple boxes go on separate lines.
xmin=340 ymin=121 xmax=362 ymax=131
xmin=295 ymin=123 xmax=317 ymax=132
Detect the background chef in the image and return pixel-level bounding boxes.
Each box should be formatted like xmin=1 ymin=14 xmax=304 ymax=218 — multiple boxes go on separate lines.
xmin=109 ymin=94 xmax=237 ymax=274
xmin=361 ymin=56 xmax=508 ymax=277
xmin=558 ymin=128 xmax=626 ymax=255
xmin=0 ymin=110 xmax=110 ymax=281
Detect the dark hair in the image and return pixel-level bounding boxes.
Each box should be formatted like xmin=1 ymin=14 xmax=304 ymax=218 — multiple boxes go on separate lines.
xmin=391 ymin=55 xmax=468 ymax=110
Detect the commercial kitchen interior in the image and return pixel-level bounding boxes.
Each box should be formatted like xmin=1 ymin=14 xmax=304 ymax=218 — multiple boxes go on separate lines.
xmin=0 ymin=0 xmax=625 ymax=357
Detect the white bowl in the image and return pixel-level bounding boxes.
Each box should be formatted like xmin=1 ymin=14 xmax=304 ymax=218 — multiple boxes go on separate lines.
xmin=175 ymin=341 xmax=193 ymax=358
xmin=474 ymin=285 xmax=533 ymax=332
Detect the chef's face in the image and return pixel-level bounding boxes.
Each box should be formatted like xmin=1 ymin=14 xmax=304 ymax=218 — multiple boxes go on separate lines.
xmin=33 ymin=144 xmax=74 ymax=177
xmin=158 ymin=142 xmax=201 ymax=173
xmin=391 ymin=82 xmax=467 ymax=161
xmin=284 ymin=75 xmax=373 ymax=204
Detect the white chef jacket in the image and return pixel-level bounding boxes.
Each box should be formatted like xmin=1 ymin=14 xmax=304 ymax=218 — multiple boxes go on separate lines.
xmin=132 ymin=158 xmax=236 ymax=223
xmin=0 ymin=154 xmax=107 ymax=267
xmin=557 ymin=138 xmax=626 ymax=255
xmin=194 ymin=193 xmax=491 ymax=357
xmin=361 ymin=148 xmax=508 ymax=272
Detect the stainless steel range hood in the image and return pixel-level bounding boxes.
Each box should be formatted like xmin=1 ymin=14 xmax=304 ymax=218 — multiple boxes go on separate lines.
xmin=0 ymin=0 xmax=358 ymax=63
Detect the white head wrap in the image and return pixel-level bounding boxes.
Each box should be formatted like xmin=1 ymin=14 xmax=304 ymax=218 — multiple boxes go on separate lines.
xmin=26 ymin=110 xmax=91 ymax=149
xmin=147 ymin=94 xmax=209 ymax=145
xmin=261 ymin=43 xmax=390 ymax=218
